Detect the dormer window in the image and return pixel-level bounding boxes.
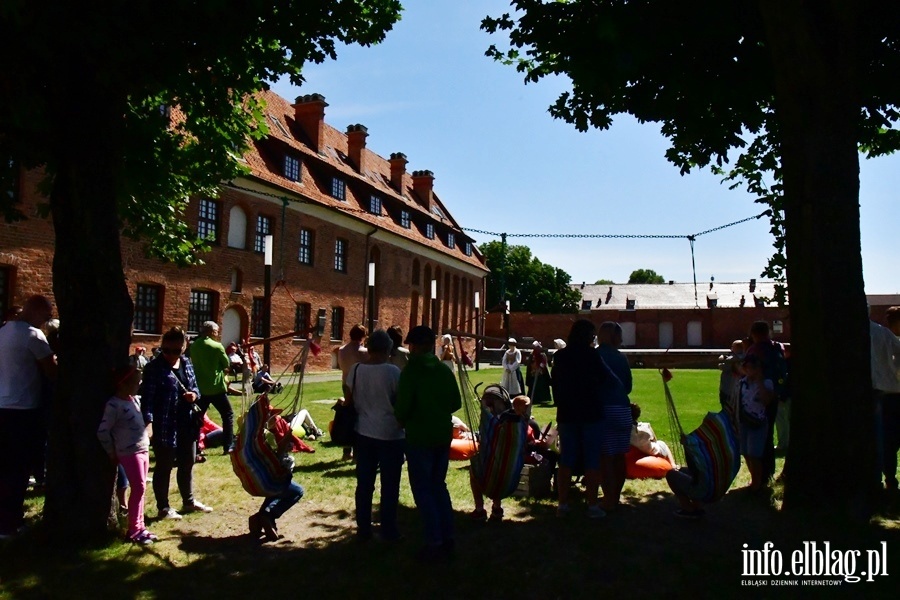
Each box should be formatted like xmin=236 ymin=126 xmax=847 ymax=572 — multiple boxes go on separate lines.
xmin=369 ymin=195 xmax=381 ymax=215
xmin=400 ymin=210 xmax=411 ymax=229
xmin=331 ymin=177 xmax=346 ymax=201
xmin=446 ymin=232 xmax=455 ymax=249
xmin=464 ymin=242 xmax=473 ymax=256
xmin=284 ymin=155 xmax=301 ymax=182
xmin=425 ymin=223 xmax=435 ymax=239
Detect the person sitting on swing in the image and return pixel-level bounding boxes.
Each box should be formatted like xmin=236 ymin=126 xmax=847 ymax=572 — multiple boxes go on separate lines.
xmin=470 ymin=395 xmax=550 ymax=522
xmin=247 ymin=396 xmax=305 ymax=541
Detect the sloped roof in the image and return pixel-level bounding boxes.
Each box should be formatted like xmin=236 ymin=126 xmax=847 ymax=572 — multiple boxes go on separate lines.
xmin=574 ymin=281 xmax=783 ymax=309
xmin=238 ymin=90 xmax=487 ymax=272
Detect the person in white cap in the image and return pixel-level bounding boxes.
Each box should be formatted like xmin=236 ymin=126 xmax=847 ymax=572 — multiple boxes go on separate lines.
xmin=501 ymin=338 xmax=523 ymax=395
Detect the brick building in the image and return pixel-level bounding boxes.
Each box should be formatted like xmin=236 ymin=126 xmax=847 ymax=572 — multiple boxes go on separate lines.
xmin=486 ymin=281 xmax=793 ymax=354
xmin=1 ymin=90 xmax=489 ymax=370
xmin=486 ymin=283 xmax=900 ymax=354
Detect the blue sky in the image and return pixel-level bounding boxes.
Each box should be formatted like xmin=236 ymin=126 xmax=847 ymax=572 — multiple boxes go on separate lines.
xmin=272 ymin=0 xmax=899 ymax=293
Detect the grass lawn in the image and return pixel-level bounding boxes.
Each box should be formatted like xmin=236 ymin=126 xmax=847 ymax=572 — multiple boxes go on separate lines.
xmin=2 ymin=368 xmax=899 ymax=599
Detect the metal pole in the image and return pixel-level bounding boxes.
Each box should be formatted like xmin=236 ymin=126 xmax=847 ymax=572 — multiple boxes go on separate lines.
xmin=499 ymin=232 xmax=509 ymax=337
xmin=367 ymin=262 xmax=376 ymax=333
xmin=430 ymin=279 xmax=438 ymax=335
xmin=688 ymin=236 xmax=699 ymax=308
xmin=263 ymin=234 xmax=273 ymax=366
xmin=474 ymin=290 xmax=481 ymax=372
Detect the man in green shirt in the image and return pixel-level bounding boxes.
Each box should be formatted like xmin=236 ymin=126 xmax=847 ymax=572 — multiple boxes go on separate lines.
xmin=190 ymin=321 xmax=235 ymax=453
xmin=394 ymin=325 xmax=461 ymax=560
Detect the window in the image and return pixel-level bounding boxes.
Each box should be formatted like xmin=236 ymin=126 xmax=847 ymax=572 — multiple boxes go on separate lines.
xmin=230 ymin=268 xmax=242 ymax=293
xmin=188 ymin=290 xmax=216 ymax=334
xmin=425 ymin=223 xmax=434 ymax=239
xmin=284 ymin=155 xmax=301 ymax=181
xmin=369 ymin=195 xmax=381 ymax=215
xmin=464 ymin=242 xmax=473 ymax=256
xmin=331 ymin=177 xmax=346 ymax=201
xmin=331 ymin=307 xmax=345 ymax=341
xmin=0 ymin=266 xmax=11 ymax=322
xmin=254 ymin=215 xmax=272 ymax=253
xmin=294 ymin=302 xmax=311 ymax=337
xmin=269 ymin=114 xmax=291 ymax=137
xmin=400 ymin=210 xmax=411 ymax=229
xmin=446 ymin=232 xmax=455 ymax=249
xmin=133 ymin=284 xmax=162 ymax=334
xmin=227 ymin=205 xmax=247 ymax=249
xmin=251 ymin=297 xmax=265 ymax=338
xmin=334 ymin=238 xmax=347 ymax=273
xmin=197 ymin=199 xmax=219 ymax=243
xmin=298 ymin=228 xmax=314 ymax=265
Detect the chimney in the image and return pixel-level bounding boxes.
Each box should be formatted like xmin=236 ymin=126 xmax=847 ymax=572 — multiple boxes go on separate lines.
xmin=292 ymin=93 xmax=328 ymax=153
xmin=412 ymin=170 xmax=434 ymax=211
xmin=347 ymin=124 xmax=368 ymax=173
xmin=389 ymin=152 xmax=408 ymax=192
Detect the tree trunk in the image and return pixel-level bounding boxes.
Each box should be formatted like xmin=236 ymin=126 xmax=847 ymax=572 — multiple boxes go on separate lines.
xmin=760 ymin=1 xmax=875 ymax=520
xmin=42 ymin=92 xmax=134 ymax=538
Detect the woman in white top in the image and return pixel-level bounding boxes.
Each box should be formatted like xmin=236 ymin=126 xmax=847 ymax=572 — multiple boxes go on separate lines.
xmin=344 ymin=330 xmax=404 ymax=541
xmin=501 ymin=338 xmax=524 ymax=395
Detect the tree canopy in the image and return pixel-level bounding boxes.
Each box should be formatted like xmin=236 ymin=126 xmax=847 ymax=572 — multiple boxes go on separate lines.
xmin=0 ymin=1 xmax=402 ymax=263
xmin=480 ymin=241 xmax=580 ymax=314
xmin=627 ymin=269 xmax=665 ymax=284
xmin=483 ymin=1 xmax=900 ymax=518
xmin=594 ymin=279 xmax=614 ymax=285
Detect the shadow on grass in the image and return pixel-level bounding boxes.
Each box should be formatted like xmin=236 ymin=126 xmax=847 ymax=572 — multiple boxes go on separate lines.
xmin=4 ymin=485 xmax=900 ymax=599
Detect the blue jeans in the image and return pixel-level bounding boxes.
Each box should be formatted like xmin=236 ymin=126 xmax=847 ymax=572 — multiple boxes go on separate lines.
xmin=354 ymin=434 xmax=405 ymax=537
xmin=405 ymin=445 xmax=454 ymax=547
xmin=261 ymin=481 xmax=304 ymax=523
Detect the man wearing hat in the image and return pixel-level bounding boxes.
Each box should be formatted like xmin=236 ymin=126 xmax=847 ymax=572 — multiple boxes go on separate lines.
xmin=394 ymin=325 xmax=461 ymax=560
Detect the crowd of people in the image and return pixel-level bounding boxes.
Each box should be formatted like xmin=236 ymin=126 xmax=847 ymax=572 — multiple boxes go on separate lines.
xmin=2 ymin=293 xmax=899 ymax=557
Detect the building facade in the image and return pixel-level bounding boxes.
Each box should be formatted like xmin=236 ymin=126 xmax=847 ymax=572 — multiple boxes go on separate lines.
xmin=1 ymin=91 xmax=488 ymax=370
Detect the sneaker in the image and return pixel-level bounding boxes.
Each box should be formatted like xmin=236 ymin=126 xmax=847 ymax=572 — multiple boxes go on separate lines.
xmin=556 ymin=503 xmax=571 ymax=517
xmin=674 ymin=508 xmax=705 ymax=520
xmin=587 ymin=505 xmax=607 ymax=519
xmin=159 ymin=507 xmax=183 ymax=520
xmin=131 ymin=530 xmax=156 ymax=545
xmin=144 ymin=530 xmax=159 ymax=541
xmin=489 ymin=507 xmax=504 ymax=523
xmin=469 ymin=508 xmax=487 ymax=522
xmin=182 ymin=501 xmax=213 ymax=514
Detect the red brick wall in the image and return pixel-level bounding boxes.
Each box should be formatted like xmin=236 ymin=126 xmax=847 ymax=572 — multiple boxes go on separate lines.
xmin=1 ymin=171 xmax=485 ymax=371
xmin=486 ymin=306 xmax=794 ymax=349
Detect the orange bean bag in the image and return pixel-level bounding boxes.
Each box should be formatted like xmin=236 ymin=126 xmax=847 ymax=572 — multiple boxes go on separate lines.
xmin=449 ymin=438 xmax=479 ymax=461
xmin=625 ymin=447 xmax=673 ymax=479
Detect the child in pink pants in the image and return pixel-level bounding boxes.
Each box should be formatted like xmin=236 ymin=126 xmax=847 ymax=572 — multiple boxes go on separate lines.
xmin=97 ymin=366 xmax=155 ymax=544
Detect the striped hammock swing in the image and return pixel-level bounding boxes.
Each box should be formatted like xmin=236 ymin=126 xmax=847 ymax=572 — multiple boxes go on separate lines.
xmin=231 ymin=396 xmax=292 ymax=497
xmin=231 ymin=338 xmax=315 ymax=497
xmin=663 ymin=369 xmax=740 ymax=503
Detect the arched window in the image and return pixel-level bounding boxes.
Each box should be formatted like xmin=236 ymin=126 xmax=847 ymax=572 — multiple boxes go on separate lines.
xmin=228 ymin=205 xmax=247 ymax=249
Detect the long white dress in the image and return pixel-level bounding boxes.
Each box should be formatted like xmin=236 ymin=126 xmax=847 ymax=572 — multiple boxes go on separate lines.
xmin=501 ymin=348 xmax=523 ymax=395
